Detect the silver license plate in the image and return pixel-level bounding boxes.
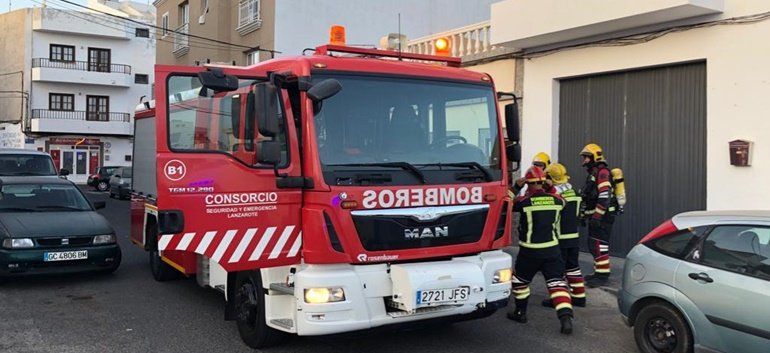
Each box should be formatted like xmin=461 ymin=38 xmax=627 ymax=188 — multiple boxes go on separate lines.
xmin=416 ymin=286 xmax=470 ymax=305
xmin=44 ymin=250 xmax=88 ymax=262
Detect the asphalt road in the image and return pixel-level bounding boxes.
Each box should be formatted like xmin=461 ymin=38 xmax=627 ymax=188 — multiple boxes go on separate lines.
xmin=0 ymin=189 xmax=637 ymax=353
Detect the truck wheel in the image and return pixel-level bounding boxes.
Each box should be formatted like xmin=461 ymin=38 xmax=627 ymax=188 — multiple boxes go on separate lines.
xmin=235 ymin=271 xmax=285 ymax=349
xmin=634 ymin=302 xmax=693 ymax=353
xmin=149 ymin=247 xmax=181 ymax=282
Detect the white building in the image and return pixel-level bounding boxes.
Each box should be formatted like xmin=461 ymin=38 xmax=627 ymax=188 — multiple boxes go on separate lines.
xmin=485 ymin=0 xmax=770 ymax=254
xmin=0 ymin=0 xmax=155 ymax=183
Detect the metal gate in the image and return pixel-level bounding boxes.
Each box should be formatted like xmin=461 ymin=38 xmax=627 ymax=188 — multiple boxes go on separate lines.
xmin=558 ymin=62 xmax=706 ymax=256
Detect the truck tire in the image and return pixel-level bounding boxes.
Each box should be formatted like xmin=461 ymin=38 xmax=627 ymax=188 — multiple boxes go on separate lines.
xmin=234 ymin=271 xmax=285 ymax=349
xmin=147 ymin=226 xmax=181 ymax=282
xmin=634 ymin=302 xmax=693 ymax=353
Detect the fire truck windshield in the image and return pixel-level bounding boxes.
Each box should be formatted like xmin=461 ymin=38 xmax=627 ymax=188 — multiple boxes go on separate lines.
xmin=313 ymin=74 xmax=501 ymax=185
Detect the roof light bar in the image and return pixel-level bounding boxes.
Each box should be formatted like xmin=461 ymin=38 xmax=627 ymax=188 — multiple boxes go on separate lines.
xmin=314 ymin=44 xmax=462 ymax=68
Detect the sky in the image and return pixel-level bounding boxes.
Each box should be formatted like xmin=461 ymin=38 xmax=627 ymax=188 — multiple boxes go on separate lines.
xmin=2 ymin=0 xmax=87 ymax=13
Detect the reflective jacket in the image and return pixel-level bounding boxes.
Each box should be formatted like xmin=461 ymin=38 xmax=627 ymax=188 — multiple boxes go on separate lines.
xmin=513 ymin=189 xmax=565 ymax=258
xmin=554 ymin=183 xmax=581 ymax=248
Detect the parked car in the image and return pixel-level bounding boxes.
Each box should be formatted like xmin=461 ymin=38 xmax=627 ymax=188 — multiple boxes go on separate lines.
xmin=87 ymin=166 xmax=120 ymax=191
xmin=619 ymin=211 xmax=770 ymax=353
xmin=109 ymin=167 xmax=132 ymax=199
xmin=0 ymin=148 xmax=65 ymax=177
xmin=0 ymin=176 xmax=121 ymax=280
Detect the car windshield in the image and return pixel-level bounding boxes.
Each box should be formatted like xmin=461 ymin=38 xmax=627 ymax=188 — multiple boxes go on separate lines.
xmin=312 ymin=74 xmax=500 ymax=182
xmin=121 ymin=168 xmax=132 ymax=178
xmin=0 ymin=183 xmax=91 ymax=212
xmin=0 ymin=154 xmax=57 ymax=176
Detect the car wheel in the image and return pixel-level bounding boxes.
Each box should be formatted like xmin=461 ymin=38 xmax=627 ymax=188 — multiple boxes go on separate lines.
xmin=149 ymin=247 xmax=181 ymax=282
xmin=97 ymin=181 xmax=109 ymax=192
xmin=235 ymin=271 xmax=285 ymax=349
xmin=634 ymin=302 xmax=693 ymax=353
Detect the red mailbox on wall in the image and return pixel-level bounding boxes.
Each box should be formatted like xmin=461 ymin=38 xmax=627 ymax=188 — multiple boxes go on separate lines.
xmin=729 ymin=139 xmax=752 ymax=166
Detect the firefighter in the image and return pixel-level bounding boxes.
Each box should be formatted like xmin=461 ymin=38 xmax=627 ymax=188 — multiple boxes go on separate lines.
xmin=508 ymin=166 xmax=574 ymax=334
xmin=579 ymin=143 xmax=614 ymax=288
xmin=542 ymin=163 xmax=586 ymax=308
xmin=512 ymin=152 xmax=552 ymax=196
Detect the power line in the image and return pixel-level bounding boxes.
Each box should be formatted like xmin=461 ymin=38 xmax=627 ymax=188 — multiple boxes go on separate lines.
xmin=31 ymin=0 xmax=240 ymax=52
xmin=55 ymin=0 xmax=278 ymax=54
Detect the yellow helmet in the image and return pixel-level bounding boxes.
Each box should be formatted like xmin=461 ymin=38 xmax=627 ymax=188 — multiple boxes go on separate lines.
xmin=546 ymin=163 xmax=570 ymax=184
xmin=580 ymin=143 xmax=605 ymax=163
xmin=532 ymin=152 xmax=551 ymax=168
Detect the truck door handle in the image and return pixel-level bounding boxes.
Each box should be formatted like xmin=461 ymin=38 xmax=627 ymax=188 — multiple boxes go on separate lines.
xmin=688 ymin=272 xmax=714 ymax=283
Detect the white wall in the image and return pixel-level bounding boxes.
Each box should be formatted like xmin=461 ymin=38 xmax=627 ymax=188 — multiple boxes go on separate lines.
xmin=273 ymin=0 xmax=498 ymax=56
xmin=517 ymin=1 xmax=770 ymax=210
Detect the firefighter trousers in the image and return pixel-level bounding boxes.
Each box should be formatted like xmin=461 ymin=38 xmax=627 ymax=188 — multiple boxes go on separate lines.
xmin=588 ymin=218 xmax=614 ymax=276
xmin=560 ymin=246 xmax=586 ymax=305
xmin=512 ymin=252 xmax=573 ymax=319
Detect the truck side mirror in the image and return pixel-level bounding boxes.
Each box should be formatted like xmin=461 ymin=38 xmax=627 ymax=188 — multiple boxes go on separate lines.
xmin=198 ymin=68 xmax=238 ymax=92
xmin=254 ymin=82 xmax=280 ymax=137
xmin=504 ymin=102 xmax=520 ymax=143
xmin=506 ymin=144 xmax=521 ymax=166
xmin=256 ymin=141 xmax=282 ymax=165
xmin=307 ymin=79 xmax=342 ymax=102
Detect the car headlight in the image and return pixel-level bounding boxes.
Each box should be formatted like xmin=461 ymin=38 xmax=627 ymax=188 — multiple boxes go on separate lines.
xmin=304 ymin=287 xmax=345 ymax=304
xmin=2 ymin=238 xmax=35 ymax=249
xmin=93 ymin=234 xmax=116 ymax=245
xmin=493 ymin=268 xmax=513 ymax=284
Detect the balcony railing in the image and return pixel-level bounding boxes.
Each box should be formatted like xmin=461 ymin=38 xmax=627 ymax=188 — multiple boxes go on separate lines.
xmin=173 ymin=23 xmax=190 ymax=55
xmin=32 ymin=109 xmax=130 ymax=122
xmin=237 ymin=0 xmax=262 ymax=35
xmin=32 ymin=58 xmax=132 ymax=74
xmin=407 ymin=21 xmax=507 ymax=62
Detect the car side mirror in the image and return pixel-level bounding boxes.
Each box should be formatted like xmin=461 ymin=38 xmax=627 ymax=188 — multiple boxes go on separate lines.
xmin=198 ymin=68 xmax=238 ymax=93
xmin=254 ymin=82 xmax=280 ymax=137
xmin=504 ymin=101 xmax=520 ymax=143
xmin=93 ymin=201 xmax=106 ymax=210
xmin=307 ymin=79 xmax=342 ymax=102
xmin=257 ymin=141 xmax=282 ymax=166
xmin=59 ymin=168 xmax=70 ymax=176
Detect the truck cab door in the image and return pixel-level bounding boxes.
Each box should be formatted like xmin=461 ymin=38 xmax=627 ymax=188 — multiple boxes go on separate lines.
xmin=154 ymin=66 xmax=302 ymax=273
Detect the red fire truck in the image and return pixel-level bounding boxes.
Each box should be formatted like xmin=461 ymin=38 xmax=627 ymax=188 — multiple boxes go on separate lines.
xmin=131 ymin=38 xmax=522 ymax=348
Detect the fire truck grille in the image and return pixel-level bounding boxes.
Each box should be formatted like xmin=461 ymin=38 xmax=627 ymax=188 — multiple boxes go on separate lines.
xmin=351 ymin=207 xmax=488 ymax=251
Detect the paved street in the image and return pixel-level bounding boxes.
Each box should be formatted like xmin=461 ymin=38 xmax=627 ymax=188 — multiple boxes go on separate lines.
xmin=0 ymin=190 xmax=636 ymax=353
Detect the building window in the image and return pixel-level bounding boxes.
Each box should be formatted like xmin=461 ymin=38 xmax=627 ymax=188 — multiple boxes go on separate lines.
xmin=246 ymin=51 xmax=260 ymax=65
xmin=86 ymin=95 xmax=110 ymax=121
xmin=49 ymin=93 xmax=75 ymax=111
xmin=179 ymin=1 xmax=190 ymax=25
xmin=125 ymin=155 xmax=132 ymax=162
xmin=161 ymin=12 xmax=169 ymax=36
xmin=135 ymin=28 xmax=150 ymax=38
xmin=88 ymin=48 xmax=111 ymax=73
xmin=135 ymin=74 xmax=149 ymax=84
xmin=238 ymin=0 xmax=260 ymax=28
xmin=50 ymin=44 xmax=75 ymax=62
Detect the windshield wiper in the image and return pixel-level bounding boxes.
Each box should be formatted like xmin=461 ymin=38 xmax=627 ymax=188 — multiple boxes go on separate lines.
xmin=421 ymin=162 xmax=493 ymax=182
xmin=35 ymin=205 xmax=87 ymax=211
xmin=0 ymin=207 xmax=39 ymax=212
xmin=329 ymin=162 xmax=428 ymax=184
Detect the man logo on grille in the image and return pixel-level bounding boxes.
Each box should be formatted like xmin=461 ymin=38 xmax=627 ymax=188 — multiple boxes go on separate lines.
xmin=405 ymin=226 xmax=449 ymax=239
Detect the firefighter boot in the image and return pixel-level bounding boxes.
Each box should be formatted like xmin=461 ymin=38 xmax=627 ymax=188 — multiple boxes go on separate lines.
xmin=560 ymin=315 xmax=574 ymax=335
xmin=507 ymin=307 xmax=527 ymax=323
xmin=586 ymin=273 xmax=610 ymax=288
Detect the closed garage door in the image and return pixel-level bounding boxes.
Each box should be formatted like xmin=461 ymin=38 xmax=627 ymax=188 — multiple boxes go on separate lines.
xmin=558 ymin=62 xmax=706 ymax=256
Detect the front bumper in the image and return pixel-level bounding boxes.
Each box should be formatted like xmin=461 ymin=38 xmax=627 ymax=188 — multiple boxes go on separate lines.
xmin=289 ymin=250 xmax=512 ymax=336
xmin=0 ymin=245 xmax=121 ymax=277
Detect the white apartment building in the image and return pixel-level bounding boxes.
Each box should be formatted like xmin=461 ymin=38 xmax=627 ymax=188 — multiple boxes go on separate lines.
xmin=0 ymin=0 xmax=154 ymax=183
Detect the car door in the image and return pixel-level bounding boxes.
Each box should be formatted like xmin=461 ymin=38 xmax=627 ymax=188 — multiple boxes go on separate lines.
xmin=674 ymin=224 xmax=770 ymax=353
xmin=155 ymin=67 xmax=302 ymax=273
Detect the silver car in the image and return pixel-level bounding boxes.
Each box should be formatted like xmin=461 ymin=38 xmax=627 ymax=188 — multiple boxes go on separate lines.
xmin=619 ymin=211 xmax=770 ymax=353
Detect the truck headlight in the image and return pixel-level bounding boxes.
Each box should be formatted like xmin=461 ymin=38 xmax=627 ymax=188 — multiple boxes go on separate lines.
xmin=93 ymin=234 xmax=116 ymax=245
xmin=2 ymin=238 xmax=35 ymax=249
xmin=304 ymin=287 xmax=345 ymax=304
xmin=493 ymin=268 xmax=513 ymax=284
